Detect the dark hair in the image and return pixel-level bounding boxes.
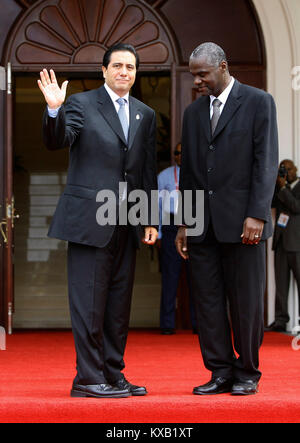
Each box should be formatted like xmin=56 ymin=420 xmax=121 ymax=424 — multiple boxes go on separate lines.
xmin=103 ymin=43 xmax=140 ymax=70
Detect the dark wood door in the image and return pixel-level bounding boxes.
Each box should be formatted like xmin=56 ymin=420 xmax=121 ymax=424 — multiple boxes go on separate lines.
xmin=0 ymin=66 xmax=5 ymax=329
xmin=0 ymin=63 xmax=17 ymax=334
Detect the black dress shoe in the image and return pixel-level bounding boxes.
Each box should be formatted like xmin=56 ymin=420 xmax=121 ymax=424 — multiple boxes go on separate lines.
xmin=71 ymin=383 xmax=131 ymax=398
xmin=193 ymin=377 xmax=233 ymax=395
xmin=113 ymin=378 xmax=147 ymax=396
xmin=231 ymin=380 xmax=259 ymax=396
xmin=161 ymin=328 xmax=175 ymax=335
xmin=265 ymin=322 xmax=286 ymax=332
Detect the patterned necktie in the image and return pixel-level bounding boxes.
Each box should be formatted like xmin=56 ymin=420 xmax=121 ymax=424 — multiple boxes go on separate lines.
xmin=211 ymin=98 xmax=222 ymax=135
xmin=116 ymin=97 xmax=129 ymax=142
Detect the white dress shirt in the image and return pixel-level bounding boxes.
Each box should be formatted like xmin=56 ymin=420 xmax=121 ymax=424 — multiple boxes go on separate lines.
xmin=291 ymin=178 xmax=300 ymax=190
xmin=209 ymin=77 xmax=235 ymax=119
xmin=104 ymin=83 xmax=130 ymax=125
xmin=103 ymin=83 xmax=130 ymax=203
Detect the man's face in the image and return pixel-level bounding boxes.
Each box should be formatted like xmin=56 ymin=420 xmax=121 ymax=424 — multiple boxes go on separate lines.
xmin=189 ymin=56 xmax=227 ymax=97
xmin=174 ymin=144 xmax=182 ymax=166
xmin=102 ymin=51 xmax=137 ymax=97
xmin=281 ymin=160 xmax=298 ymax=184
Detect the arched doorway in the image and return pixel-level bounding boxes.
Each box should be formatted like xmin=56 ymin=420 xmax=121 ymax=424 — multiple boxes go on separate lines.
xmin=5 ymin=0 xmax=178 ymax=68
xmin=3 ymin=0 xmax=179 ymax=329
xmin=0 ymin=0 xmax=267 ymax=330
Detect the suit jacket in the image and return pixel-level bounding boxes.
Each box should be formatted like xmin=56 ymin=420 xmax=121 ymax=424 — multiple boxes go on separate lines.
xmin=179 ymin=80 xmax=279 ymax=243
xmin=42 ymin=86 xmax=157 ymax=248
xmin=272 ymin=180 xmax=300 ymax=251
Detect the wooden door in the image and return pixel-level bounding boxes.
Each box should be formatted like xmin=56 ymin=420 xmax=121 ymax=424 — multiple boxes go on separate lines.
xmin=0 ymin=63 xmax=18 ymax=334
xmin=0 ymin=66 xmax=5 ymax=329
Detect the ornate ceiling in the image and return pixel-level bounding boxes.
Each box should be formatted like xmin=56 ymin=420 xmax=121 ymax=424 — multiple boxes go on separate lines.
xmin=10 ymin=0 xmax=176 ymax=68
xmin=16 ymin=0 xmax=166 ymax=9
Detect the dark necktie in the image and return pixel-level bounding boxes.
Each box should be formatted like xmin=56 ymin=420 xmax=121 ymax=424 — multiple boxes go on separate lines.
xmin=116 ymin=98 xmax=129 ymax=142
xmin=211 ymin=98 xmax=222 ymax=135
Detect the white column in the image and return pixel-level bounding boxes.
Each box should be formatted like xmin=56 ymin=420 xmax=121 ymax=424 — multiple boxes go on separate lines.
xmin=252 ymin=0 xmax=300 ymax=329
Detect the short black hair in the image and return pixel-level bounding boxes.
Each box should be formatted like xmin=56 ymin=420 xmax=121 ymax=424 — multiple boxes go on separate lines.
xmin=103 ymin=43 xmax=140 ymax=70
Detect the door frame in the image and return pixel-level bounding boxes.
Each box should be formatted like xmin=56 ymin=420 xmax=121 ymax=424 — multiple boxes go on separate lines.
xmin=0 ymin=66 xmax=6 ymax=329
xmin=0 ymin=63 xmax=15 ymax=334
xmin=0 ymin=0 xmax=180 ymax=332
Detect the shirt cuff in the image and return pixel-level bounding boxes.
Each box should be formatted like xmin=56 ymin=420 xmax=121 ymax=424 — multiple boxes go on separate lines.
xmin=47 ymin=106 xmax=61 ymax=118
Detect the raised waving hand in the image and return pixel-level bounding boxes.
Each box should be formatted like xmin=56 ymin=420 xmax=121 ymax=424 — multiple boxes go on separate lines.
xmin=37 ymin=69 xmax=68 ymax=109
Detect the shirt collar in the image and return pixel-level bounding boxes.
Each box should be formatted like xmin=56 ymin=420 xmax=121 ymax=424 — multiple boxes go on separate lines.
xmin=104 ymin=83 xmax=129 ymax=104
xmin=210 ymin=77 xmax=235 ymax=107
xmin=290 ymin=178 xmax=300 ymax=189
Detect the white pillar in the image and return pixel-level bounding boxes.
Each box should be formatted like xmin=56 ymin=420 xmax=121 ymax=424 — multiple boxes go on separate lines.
xmin=252 ymin=0 xmax=300 ymax=329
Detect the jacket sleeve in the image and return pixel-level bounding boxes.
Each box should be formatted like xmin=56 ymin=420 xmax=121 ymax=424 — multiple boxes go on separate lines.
xmin=157 ymin=171 xmax=164 ymax=239
xmin=246 ymin=93 xmax=279 ymax=222
xmin=179 ymin=109 xmax=193 ymax=227
xmin=42 ymin=95 xmax=85 ymax=151
xmin=141 ymin=110 xmax=158 ymax=228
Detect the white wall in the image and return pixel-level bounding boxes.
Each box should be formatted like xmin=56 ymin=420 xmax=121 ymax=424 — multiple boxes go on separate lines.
xmin=253 ymin=0 xmax=300 ymax=330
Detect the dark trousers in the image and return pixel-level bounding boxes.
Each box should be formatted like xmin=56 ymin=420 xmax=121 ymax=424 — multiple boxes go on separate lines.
xmin=188 ymin=224 xmax=266 ymax=382
xmin=274 ymin=239 xmax=300 ymax=325
xmin=160 ymin=224 xmax=196 ymax=329
xmin=67 ymin=225 xmax=136 ymax=385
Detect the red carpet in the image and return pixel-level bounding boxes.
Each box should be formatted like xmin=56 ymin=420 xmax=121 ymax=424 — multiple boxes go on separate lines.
xmin=0 ymin=330 xmax=299 ymax=423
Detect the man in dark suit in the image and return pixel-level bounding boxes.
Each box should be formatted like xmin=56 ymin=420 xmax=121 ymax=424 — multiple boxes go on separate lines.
xmin=38 ymin=43 xmax=158 ymax=398
xmin=267 ymin=160 xmax=300 ymax=332
xmin=176 ymin=42 xmax=278 ymax=396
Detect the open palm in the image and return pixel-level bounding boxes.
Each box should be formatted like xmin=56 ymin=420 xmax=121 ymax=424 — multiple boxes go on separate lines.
xmin=37 ymin=69 xmax=68 ymax=109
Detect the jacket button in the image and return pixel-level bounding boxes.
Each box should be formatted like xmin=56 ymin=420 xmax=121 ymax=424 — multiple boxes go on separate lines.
xmin=209 ymin=190 xmax=213 ymax=195
xmin=209 ymin=145 xmax=214 ymax=151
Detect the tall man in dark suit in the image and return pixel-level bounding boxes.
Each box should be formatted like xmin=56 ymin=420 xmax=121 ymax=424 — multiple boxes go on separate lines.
xmin=267 ymin=159 xmax=300 ymax=332
xmin=176 ymin=42 xmax=278 ymax=396
xmin=38 ymin=43 xmax=158 ymax=399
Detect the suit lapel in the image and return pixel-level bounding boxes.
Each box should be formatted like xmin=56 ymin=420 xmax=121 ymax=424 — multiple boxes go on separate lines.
xmin=211 ymin=80 xmax=242 ymax=140
xmin=96 ymin=86 xmax=127 ymax=145
xmin=128 ymin=97 xmax=143 ymax=149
